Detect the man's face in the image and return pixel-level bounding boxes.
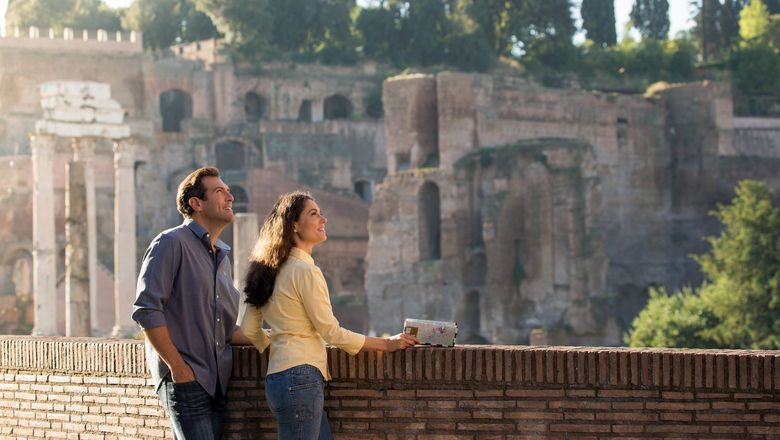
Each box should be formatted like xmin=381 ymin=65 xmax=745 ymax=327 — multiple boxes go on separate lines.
xmin=192 ymin=176 xmax=235 ymax=226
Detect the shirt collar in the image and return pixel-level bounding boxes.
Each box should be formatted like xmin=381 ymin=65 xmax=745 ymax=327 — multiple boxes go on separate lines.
xmin=289 ymin=247 xmax=314 ymax=265
xmin=183 ymin=218 xmax=232 ymax=253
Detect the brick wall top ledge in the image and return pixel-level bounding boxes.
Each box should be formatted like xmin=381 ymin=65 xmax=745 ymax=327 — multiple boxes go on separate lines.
xmin=2 ymin=336 xmax=779 ymax=392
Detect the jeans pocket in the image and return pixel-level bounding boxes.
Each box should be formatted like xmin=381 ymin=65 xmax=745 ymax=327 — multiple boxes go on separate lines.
xmin=168 ymin=380 xmax=209 ymax=416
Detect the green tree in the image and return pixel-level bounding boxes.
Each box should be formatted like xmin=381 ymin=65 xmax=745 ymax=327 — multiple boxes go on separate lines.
xmin=581 ymin=0 xmax=617 ymax=47
xmin=123 ymin=0 xmax=178 ymax=50
xmin=695 ymin=180 xmax=780 ymax=348
xmin=694 ymin=0 xmax=747 ymax=62
xmin=191 ymin=0 xmax=273 ymax=56
xmin=740 ymin=0 xmax=771 ymax=42
xmin=6 ymin=0 xmax=121 ymax=31
xmin=626 ymin=180 xmax=780 ymax=349
xmin=630 ymin=0 xmax=670 ymax=40
xmin=624 ymin=287 xmax=718 ymax=349
xmin=356 ymin=6 xmax=400 ymax=60
xmin=730 ymin=41 xmax=780 ymax=93
xmin=401 ymin=0 xmax=452 ymax=66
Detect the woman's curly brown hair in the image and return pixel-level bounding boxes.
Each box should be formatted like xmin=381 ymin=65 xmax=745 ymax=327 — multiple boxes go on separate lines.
xmin=244 ymin=191 xmax=312 ymax=307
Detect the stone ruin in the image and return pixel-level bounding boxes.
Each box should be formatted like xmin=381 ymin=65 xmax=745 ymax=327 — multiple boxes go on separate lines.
xmin=2 ymin=31 xmax=780 ymax=344
xmin=367 ymin=72 xmax=780 ymax=345
xmin=31 ymin=80 xmax=137 ymax=337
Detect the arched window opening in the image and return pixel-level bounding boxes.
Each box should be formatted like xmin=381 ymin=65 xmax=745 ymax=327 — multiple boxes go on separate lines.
xmin=231 ymin=185 xmax=249 ymax=213
xmin=324 ymin=94 xmax=353 ymax=120
xmin=159 ymin=89 xmax=193 ymax=133
xmin=215 ymin=140 xmax=246 ymax=172
xmin=354 ymin=179 xmax=373 ymax=203
xmin=298 ymin=100 xmax=312 ymax=122
xmin=418 ymin=181 xmax=441 ymax=260
xmin=244 ymin=92 xmax=267 ymax=122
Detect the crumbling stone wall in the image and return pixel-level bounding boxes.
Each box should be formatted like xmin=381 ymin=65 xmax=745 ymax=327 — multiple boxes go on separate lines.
xmin=368 ymin=73 xmax=780 ymax=346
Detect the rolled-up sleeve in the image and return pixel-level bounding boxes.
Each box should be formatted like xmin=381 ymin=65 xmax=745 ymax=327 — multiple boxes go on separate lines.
xmin=239 ymin=301 xmax=271 ymax=353
xmin=298 ymin=267 xmax=365 ymax=355
xmin=132 ymin=233 xmax=179 ymax=330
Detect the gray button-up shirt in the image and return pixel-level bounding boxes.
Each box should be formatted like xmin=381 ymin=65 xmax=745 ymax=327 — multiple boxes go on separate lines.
xmin=132 ymin=218 xmax=239 ymax=396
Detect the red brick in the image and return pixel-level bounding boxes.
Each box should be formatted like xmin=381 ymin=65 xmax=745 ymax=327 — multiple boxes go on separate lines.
xmin=506 ymin=389 xmax=565 ymax=398
xmin=595 ymin=411 xmax=658 ymax=422
xmin=502 ymin=410 xmax=562 ymax=421
xmin=459 ymin=400 xmax=515 ymax=409
xmin=563 ymin=412 xmax=594 ymax=420
xmin=417 ymin=390 xmax=473 ymax=398
xmin=597 ymin=390 xmax=658 ymax=398
xmin=612 ymin=424 xmax=644 ymax=433
xmin=456 ymin=422 xmax=515 ymax=431
xmin=660 ymin=413 xmax=693 ymax=422
xmin=414 ymin=410 xmax=471 ymax=419
xmin=646 ymin=402 xmax=709 ymax=410
xmin=645 ymin=424 xmax=709 ymax=433
xmin=711 ymin=401 xmax=745 ymax=410
xmin=549 ymin=423 xmax=610 ymax=433
xmin=473 ymin=410 xmax=504 ymax=419
xmin=548 ymin=400 xmax=609 ymax=410
xmin=712 ymin=425 xmax=746 ymax=434
xmin=695 ymin=413 xmax=761 ymax=422
xmin=611 ymin=401 xmax=644 ymax=410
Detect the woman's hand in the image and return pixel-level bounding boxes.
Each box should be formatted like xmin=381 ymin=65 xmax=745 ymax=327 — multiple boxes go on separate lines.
xmin=383 ymin=332 xmax=420 ymax=352
xmin=360 ymin=333 xmax=420 ymax=353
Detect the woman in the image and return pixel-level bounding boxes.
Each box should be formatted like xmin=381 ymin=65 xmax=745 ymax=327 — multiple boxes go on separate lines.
xmin=240 ymin=191 xmax=418 ymax=440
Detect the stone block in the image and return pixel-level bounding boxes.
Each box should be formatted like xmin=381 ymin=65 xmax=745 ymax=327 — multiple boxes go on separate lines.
xmin=34 ymin=120 xmax=130 ymax=139
xmin=39 ymin=81 xmax=111 ymax=100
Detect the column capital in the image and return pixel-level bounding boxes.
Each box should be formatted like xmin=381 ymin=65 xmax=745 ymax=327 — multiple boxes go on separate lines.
xmin=113 ymin=140 xmax=136 ymax=168
xmin=72 ymin=137 xmax=96 ymax=161
xmin=30 ymin=134 xmax=58 ymax=154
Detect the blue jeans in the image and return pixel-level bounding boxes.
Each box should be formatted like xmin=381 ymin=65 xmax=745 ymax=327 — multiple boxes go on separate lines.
xmin=265 ymin=364 xmax=332 ymax=440
xmin=157 ymin=377 xmax=226 ymax=440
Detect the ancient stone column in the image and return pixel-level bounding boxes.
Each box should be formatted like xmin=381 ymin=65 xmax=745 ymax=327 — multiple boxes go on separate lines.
xmin=111 ymin=140 xmax=137 ymax=337
xmin=233 ymin=212 xmax=258 ymax=325
xmin=74 ymin=139 xmax=99 ymax=334
xmin=65 ymin=158 xmax=91 ymax=336
xmin=31 ymin=135 xmax=58 ymax=336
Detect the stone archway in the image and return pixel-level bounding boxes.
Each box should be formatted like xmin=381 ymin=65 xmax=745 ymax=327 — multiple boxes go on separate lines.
xmin=159 ymin=89 xmax=193 ymax=132
xmin=244 ymin=92 xmax=268 ymax=122
xmin=324 ymin=94 xmax=353 ymax=120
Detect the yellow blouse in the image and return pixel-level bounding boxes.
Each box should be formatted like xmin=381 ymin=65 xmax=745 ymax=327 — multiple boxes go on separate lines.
xmin=240 ymin=247 xmax=365 ymax=380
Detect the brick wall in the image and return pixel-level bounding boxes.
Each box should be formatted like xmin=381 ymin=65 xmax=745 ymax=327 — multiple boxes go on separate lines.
xmin=2 ymin=336 xmax=780 ymax=439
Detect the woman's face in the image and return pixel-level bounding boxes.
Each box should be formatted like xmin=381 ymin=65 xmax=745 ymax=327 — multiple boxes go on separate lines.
xmin=293 ymin=199 xmax=327 ymax=248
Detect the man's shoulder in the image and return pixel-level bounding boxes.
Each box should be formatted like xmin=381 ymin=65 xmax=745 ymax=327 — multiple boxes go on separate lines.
xmin=150 ymin=224 xmax=190 ymax=247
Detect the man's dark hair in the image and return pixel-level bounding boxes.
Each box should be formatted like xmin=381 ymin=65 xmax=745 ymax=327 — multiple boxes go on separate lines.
xmin=176 ymin=167 xmax=220 ymax=218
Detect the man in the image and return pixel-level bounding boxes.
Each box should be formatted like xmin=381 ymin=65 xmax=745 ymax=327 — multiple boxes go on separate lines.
xmin=133 ymin=166 xmax=249 ymax=439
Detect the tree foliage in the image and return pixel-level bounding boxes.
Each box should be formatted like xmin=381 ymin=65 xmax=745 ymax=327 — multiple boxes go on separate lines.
xmin=6 ymin=0 xmax=121 ymax=31
xmin=627 ymin=180 xmax=780 ymax=349
xmin=740 ymin=0 xmax=772 ymax=42
xmin=122 ymin=0 xmax=218 ymax=50
xmin=694 ymin=0 xmax=747 ymax=62
xmin=581 ymin=0 xmax=617 ymax=48
xmin=630 ymin=0 xmax=670 ymax=40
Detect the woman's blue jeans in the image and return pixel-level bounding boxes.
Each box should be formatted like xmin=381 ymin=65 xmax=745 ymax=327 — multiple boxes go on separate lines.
xmin=265 ymin=364 xmax=332 ymax=440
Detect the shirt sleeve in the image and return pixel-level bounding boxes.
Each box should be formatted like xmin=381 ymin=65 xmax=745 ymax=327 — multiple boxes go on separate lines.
xmin=131 ymin=232 xmax=179 ymax=330
xmin=297 ymin=266 xmax=365 ymax=355
xmin=239 ymin=299 xmax=271 ymax=353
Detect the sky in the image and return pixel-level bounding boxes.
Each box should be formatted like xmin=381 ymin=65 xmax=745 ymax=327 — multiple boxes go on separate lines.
xmin=0 ymin=0 xmax=696 ymax=43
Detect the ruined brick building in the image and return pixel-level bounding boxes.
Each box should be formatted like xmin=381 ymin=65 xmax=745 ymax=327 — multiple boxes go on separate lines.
xmin=1 ymin=31 xmax=780 ymax=345
xmin=367 ymin=73 xmax=780 ymax=345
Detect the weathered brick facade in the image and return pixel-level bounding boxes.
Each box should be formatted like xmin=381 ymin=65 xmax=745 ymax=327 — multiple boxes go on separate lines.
xmin=2 ymin=336 xmax=780 ymax=438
